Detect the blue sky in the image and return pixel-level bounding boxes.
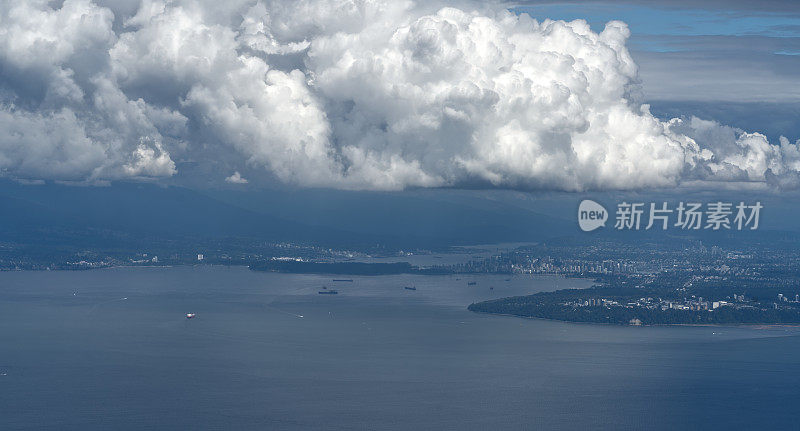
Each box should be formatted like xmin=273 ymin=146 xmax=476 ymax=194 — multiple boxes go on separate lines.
xmin=1 ymin=0 xmax=798 ymax=192
xmin=514 ymin=3 xmax=800 ymax=38
xmin=511 ymin=1 xmax=800 ymax=105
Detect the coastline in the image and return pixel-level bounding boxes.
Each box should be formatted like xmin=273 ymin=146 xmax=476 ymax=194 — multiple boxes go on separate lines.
xmin=469 ymin=310 xmax=800 ymax=328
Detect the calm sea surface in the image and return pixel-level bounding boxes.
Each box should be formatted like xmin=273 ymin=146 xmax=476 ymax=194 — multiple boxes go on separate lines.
xmin=1 ymin=266 xmax=798 ymax=430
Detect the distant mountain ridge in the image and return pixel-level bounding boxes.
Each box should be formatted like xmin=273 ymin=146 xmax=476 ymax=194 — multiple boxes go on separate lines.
xmin=0 ymin=180 xmax=574 ymax=251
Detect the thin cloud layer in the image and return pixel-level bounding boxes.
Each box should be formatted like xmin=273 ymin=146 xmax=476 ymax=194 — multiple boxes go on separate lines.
xmin=0 ymin=0 xmax=797 ymax=190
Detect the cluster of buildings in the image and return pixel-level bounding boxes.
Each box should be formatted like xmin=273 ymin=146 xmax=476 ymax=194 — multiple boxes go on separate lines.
xmin=567 ymin=292 xmax=800 ymax=313
xmin=568 ymin=296 xmax=746 ymax=312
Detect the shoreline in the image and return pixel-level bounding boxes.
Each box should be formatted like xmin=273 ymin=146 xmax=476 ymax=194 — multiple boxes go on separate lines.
xmin=469 ymin=310 xmax=800 ymax=329
xmin=0 ymin=263 xmax=241 ymax=272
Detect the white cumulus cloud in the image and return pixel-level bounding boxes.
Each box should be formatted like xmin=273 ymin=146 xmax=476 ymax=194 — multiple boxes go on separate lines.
xmin=0 ymin=0 xmax=797 ymax=191
xmin=225 ymin=171 xmax=249 ymax=184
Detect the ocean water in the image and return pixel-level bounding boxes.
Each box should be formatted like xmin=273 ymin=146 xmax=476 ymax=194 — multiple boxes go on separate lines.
xmin=0 ymin=266 xmax=798 ymax=430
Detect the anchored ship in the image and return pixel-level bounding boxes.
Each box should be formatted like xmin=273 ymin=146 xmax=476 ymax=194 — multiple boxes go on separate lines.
xmin=318 ymin=290 xmax=339 ymax=295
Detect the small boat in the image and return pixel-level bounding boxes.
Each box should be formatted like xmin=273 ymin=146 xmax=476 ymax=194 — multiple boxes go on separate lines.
xmin=186 ymin=313 xmax=196 ymax=319
xmin=504 ymin=278 xmax=511 ymax=282
xmin=404 ymin=286 xmax=417 ymax=291
xmin=490 ymin=287 xmax=494 ymax=290
xmin=467 ymin=281 xmax=477 ymax=286
xmin=319 ymin=290 xmax=339 ymax=295
xmin=332 ymin=279 xmax=353 ymax=282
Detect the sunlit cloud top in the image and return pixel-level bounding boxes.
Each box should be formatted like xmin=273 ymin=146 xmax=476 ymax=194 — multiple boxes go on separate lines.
xmin=0 ymin=0 xmax=798 ymax=191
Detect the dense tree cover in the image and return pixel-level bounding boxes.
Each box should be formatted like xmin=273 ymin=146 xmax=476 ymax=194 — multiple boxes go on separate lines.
xmin=468 ymin=286 xmax=800 ymax=325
